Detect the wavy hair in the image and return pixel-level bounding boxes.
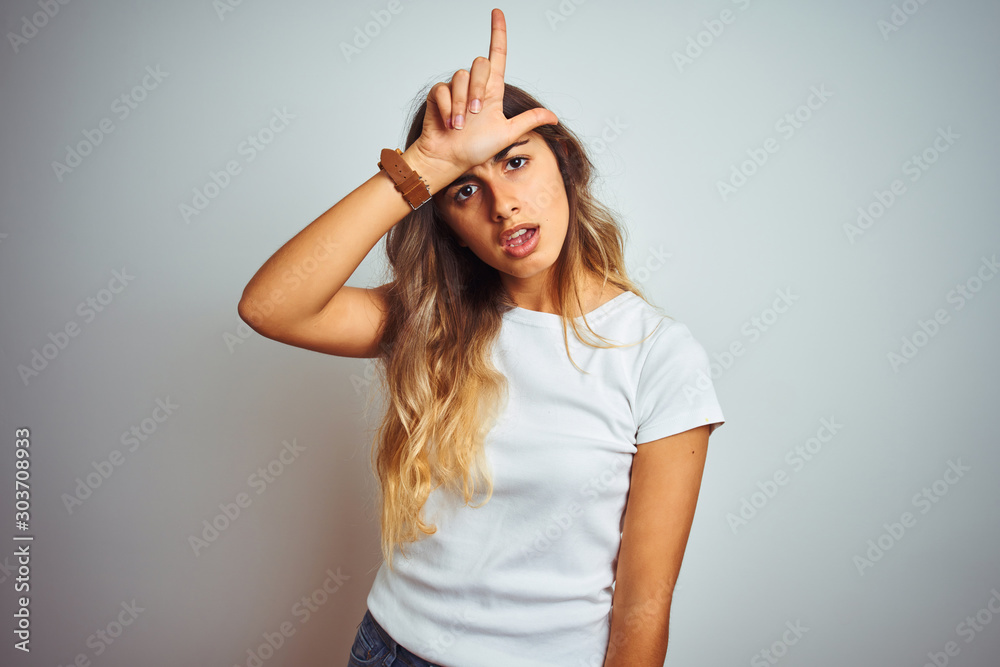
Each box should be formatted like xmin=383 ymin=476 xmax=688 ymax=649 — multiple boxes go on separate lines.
xmin=365 ymin=83 xmax=658 ymax=571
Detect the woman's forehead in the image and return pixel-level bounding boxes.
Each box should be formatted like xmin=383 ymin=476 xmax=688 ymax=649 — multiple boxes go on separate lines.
xmin=435 ymin=133 xmax=551 ymax=197
xmin=475 ymin=132 xmax=549 ymax=168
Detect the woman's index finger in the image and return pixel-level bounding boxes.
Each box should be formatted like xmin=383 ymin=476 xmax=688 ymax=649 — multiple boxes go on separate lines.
xmin=488 ymin=8 xmax=507 ymax=82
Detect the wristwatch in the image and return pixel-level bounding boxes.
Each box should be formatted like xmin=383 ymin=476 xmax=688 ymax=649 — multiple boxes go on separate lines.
xmin=378 ymin=148 xmax=431 ymax=210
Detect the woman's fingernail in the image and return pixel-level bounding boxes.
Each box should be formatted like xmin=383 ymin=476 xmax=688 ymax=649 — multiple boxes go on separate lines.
xmin=470 ymin=98 xmax=481 ymax=113
xmin=454 ymin=114 xmax=464 ymax=129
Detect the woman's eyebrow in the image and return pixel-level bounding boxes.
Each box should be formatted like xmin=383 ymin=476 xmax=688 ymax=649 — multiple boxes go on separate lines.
xmin=445 ymin=138 xmax=531 ymax=190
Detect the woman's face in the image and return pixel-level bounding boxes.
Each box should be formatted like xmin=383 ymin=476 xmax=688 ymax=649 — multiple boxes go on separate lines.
xmin=433 ymin=132 xmax=569 ymax=289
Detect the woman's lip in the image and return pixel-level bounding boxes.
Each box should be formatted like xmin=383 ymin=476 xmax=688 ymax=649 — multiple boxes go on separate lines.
xmin=499 ymin=224 xmax=539 ymax=245
xmin=501 ymin=227 xmax=539 ymax=258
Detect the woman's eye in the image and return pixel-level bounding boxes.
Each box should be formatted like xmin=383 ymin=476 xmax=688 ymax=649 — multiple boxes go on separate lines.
xmin=507 ymin=156 xmax=527 ymax=170
xmin=455 ymin=184 xmax=478 ymax=203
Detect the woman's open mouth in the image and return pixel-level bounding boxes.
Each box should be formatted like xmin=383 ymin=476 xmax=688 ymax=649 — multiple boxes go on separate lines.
xmin=501 ymin=227 xmax=539 ymax=258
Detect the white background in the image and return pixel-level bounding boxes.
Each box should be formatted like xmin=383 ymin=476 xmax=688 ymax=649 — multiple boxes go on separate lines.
xmin=1 ymin=0 xmax=998 ymax=665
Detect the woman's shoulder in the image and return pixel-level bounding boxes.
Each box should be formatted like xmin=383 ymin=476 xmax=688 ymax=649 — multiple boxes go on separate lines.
xmin=585 ymin=282 xmax=627 ymax=313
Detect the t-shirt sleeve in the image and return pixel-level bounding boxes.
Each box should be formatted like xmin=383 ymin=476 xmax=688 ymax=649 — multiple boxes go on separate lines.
xmin=634 ymin=320 xmax=725 ymax=445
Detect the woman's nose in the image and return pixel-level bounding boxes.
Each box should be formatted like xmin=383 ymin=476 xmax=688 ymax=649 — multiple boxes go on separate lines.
xmin=489 ymin=182 xmax=521 ymax=220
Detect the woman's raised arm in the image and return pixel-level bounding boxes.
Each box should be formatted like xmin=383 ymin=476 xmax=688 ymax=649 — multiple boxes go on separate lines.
xmin=237 ymin=8 xmax=557 ymax=358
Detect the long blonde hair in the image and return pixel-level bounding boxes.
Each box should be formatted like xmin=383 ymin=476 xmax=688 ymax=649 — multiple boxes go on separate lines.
xmin=366 ymin=83 xmax=657 ymax=571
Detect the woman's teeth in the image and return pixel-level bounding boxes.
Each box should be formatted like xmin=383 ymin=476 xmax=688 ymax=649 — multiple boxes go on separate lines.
xmin=507 ymin=229 xmax=533 ymax=246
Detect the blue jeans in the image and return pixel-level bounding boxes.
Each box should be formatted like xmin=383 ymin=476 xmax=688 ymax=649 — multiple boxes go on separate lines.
xmin=347 ymin=608 xmax=444 ymax=667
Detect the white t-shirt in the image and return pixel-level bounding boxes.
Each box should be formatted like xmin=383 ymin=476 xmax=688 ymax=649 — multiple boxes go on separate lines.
xmin=366 ymin=291 xmax=725 ymax=666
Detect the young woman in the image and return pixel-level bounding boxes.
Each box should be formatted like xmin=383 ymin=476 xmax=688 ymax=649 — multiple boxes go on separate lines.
xmin=239 ymin=9 xmax=724 ymax=667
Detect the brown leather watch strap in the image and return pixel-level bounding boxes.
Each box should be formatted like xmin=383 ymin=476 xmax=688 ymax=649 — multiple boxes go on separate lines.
xmin=378 ymin=148 xmax=431 ymax=210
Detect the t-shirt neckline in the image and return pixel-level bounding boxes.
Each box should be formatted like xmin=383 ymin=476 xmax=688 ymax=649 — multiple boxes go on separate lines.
xmin=503 ymin=291 xmax=634 ymax=327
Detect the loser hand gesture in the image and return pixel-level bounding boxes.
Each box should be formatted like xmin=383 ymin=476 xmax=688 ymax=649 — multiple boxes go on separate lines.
xmin=411 ymin=8 xmax=559 ymax=175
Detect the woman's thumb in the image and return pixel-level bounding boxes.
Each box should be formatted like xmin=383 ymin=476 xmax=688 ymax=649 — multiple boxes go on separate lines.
xmin=509 ymin=107 xmax=560 ymax=138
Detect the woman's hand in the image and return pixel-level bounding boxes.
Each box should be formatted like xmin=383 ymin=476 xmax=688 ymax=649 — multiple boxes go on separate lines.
xmin=409 ymin=8 xmax=559 ymax=178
